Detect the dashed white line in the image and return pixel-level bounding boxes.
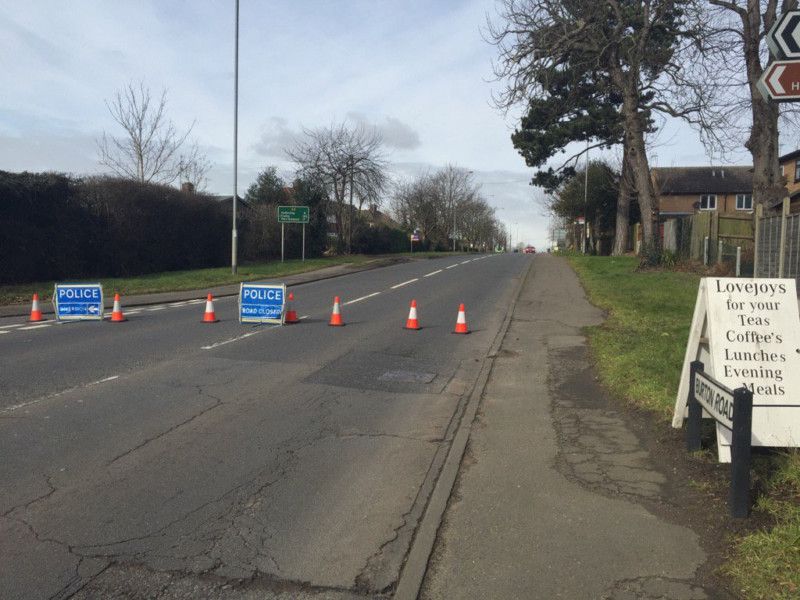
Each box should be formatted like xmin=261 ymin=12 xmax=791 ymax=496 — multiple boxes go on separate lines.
xmin=1 ymin=374 xmax=120 ymax=414
xmin=424 ymin=269 xmax=443 ymax=278
xmin=446 ymin=264 xmax=458 ymax=269
xmin=147 ymin=306 xmax=166 ymax=311
xmin=18 ymin=324 xmax=51 ymax=330
xmin=0 ymin=323 xmax=26 ymax=329
xmin=201 ymin=329 xmax=269 ymax=350
xmin=187 ymin=299 xmax=205 ymax=304
xmin=343 ymin=292 xmax=381 ymax=305
xmin=460 ymin=260 xmax=471 ymax=265
xmin=168 ymin=301 xmax=190 ymax=307
xmin=391 ymin=278 xmax=418 ymax=289
xmin=125 ymin=309 xmax=143 ymax=315
xmin=0 ymin=330 xmax=8 ymax=335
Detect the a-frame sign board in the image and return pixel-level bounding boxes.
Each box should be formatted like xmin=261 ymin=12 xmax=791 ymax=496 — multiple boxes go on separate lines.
xmin=673 ymin=278 xmax=800 ymax=462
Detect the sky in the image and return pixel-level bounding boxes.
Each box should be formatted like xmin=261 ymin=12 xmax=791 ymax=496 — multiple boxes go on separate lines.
xmin=0 ymin=0 xmax=759 ymax=249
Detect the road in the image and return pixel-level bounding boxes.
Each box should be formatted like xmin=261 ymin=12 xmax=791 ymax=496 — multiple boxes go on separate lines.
xmin=0 ymin=253 xmax=531 ymax=599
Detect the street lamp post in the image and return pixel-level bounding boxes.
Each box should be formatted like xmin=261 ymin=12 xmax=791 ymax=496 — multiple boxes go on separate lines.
xmin=231 ymin=0 xmax=239 ymax=274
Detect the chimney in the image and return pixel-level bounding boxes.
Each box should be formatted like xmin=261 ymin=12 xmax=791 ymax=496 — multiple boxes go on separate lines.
xmin=181 ymin=181 xmax=195 ymax=194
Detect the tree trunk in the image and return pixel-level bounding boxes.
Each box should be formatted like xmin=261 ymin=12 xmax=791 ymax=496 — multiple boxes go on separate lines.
xmin=743 ymin=0 xmax=784 ymax=208
xmin=613 ymin=144 xmax=632 ymax=255
xmin=347 ymin=157 xmax=354 ymax=254
xmin=621 ymin=99 xmax=657 ymax=249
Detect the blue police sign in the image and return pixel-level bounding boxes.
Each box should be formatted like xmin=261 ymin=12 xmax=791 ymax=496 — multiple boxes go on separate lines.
xmin=239 ymin=283 xmax=286 ymax=324
xmin=53 ymin=283 xmax=104 ymax=321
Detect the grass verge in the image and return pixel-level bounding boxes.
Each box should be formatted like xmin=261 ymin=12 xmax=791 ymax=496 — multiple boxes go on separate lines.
xmin=567 ymin=254 xmax=800 ymax=600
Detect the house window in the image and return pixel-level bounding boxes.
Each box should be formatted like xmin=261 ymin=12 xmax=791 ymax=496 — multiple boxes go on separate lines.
xmin=699 ymin=194 xmax=717 ymax=211
xmin=736 ymin=194 xmax=752 ymax=211
xmin=795 ymin=160 xmax=800 ymax=182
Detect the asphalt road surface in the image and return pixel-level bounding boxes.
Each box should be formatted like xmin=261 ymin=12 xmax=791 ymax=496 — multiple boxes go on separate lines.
xmin=0 ymin=253 xmax=531 ymax=599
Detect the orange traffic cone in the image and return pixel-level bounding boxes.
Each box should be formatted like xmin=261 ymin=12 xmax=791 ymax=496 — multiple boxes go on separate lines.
xmin=285 ymin=291 xmax=299 ymax=324
xmin=28 ymin=293 xmax=45 ymax=322
xmin=453 ymin=303 xmax=470 ymax=334
xmin=110 ymin=293 xmax=127 ymax=322
xmin=404 ymin=299 xmax=421 ymax=330
xmin=202 ymin=293 xmax=219 ymax=323
xmin=328 ymin=296 xmax=344 ymax=326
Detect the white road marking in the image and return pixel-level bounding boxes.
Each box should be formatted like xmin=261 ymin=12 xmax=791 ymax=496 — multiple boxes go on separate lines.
xmin=1 ymin=374 xmax=120 ymax=414
xmin=299 ymin=315 xmax=309 ymax=320
xmin=0 ymin=330 xmax=8 ymax=335
xmin=18 ymin=324 xmax=51 ymax=330
xmin=147 ymin=306 xmax=166 ymax=311
xmin=446 ymin=264 xmax=458 ymax=269
xmin=201 ymin=329 xmax=271 ymax=350
xmin=391 ymin=279 xmax=418 ymax=289
xmin=424 ymin=269 xmax=443 ymax=277
xmin=344 ymin=292 xmax=380 ymax=305
xmin=125 ymin=309 xmax=143 ymax=315
xmin=0 ymin=323 xmax=26 ymax=329
xmin=461 ymin=260 xmax=471 ymax=264
xmin=187 ymin=299 xmax=205 ymax=304
xmin=168 ymin=301 xmax=190 ymax=307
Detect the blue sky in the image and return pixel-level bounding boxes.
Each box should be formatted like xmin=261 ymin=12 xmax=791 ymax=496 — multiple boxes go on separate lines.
xmin=0 ymin=0 xmax=755 ymax=248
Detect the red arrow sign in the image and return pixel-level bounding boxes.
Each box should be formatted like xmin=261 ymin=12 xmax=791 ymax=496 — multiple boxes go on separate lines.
xmin=758 ymin=61 xmax=800 ymax=101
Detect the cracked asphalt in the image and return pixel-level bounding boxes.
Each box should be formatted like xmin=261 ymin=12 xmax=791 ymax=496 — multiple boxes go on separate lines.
xmin=0 ymin=254 xmax=525 ymax=599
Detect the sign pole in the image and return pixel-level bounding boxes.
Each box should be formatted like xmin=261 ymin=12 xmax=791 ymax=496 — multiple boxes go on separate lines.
xmin=730 ymin=386 xmax=754 ymax=518
xmin=302 ymin=223 xmax=306 ymax=262
xmin=281 ymin=223 xmax=285 ymax=263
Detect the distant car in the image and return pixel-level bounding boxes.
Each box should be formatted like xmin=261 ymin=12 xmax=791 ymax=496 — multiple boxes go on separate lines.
xmin=523 ymin=246 xmax=536 ymax=254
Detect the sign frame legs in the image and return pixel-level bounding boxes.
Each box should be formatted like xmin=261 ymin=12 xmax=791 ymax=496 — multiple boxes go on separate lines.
xmin=281 ymin=223 xmax=285 ymax=263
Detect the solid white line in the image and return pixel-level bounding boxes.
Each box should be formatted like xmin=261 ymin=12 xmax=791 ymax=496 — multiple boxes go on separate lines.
xmin=201 ymin=328 xmax=273 ymax=350
xmin=147 ymin=306 xmax=166 ymax=311
xmin=391 ymin=279 xmax=418 ymax=289
xmin=424 ymin=269 xmax=443 ymax=277
xmin=125 ymin=309 xmax=143 ymax=314
xmin=168 ymin=301 xmax=190 ymax=307
xmin=0 ymin=323 xmax=25 ymax=329
xmin=187 ymin=299 xmax=205 ymax=304
xmin=343 ymin=292 xmax=380 ymax=305
xmin=0 ymin=330 xmax=8 ymax=335
xmin=18 ymin=324 xmax=51 ymax=330
xmin=461 ymin=260 xmax=471 ymax=265
xmin=97 ymin=375 xmax=120 ymax=383
xmin=446 ymin=264 xmax=458 ymax=269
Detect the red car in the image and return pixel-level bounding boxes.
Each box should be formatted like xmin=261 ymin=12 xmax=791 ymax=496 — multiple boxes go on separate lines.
xmin=523 ymin=246 xmax=536 ymax=254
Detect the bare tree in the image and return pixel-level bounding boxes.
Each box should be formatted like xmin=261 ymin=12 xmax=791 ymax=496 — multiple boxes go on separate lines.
xmin=390 ymin=167 xmax=500 ymax=251
xmin=700 ymin=1 xmax=796 ymax=208
xmin=489 ymin=0 xmax=709 ymax=249
xmin=97 ymin=82 xmax=207 ymax=186
xmin=178 ymin=141 xmax=212 ymax=192
xmin=288 ymin=122 xmax=387 ymax=253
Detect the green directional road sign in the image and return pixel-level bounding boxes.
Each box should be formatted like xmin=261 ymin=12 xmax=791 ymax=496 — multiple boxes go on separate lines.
xmin=278 ymin=205 xmax=309 ymax=223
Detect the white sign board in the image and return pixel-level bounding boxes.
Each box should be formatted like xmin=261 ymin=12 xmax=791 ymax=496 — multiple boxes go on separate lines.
xmin=673 ymin=278 xmax=800 ymax=461
xmin=693 ymin=370 xmax=734 ymax=430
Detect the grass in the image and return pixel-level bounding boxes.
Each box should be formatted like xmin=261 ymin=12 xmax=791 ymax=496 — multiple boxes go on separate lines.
xmin=0 ymin=251 xmax=462 ymax=306
xmin=567 ymin=255 xmax=800 ymax=600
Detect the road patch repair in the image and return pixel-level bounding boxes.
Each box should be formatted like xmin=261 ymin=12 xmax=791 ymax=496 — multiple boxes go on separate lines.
xmin=418 ymin=255 xmax=728 ymax=599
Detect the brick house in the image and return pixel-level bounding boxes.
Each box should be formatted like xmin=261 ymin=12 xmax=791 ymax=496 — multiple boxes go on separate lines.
xmin=651 ymin=166 xmax=754 ymax=218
